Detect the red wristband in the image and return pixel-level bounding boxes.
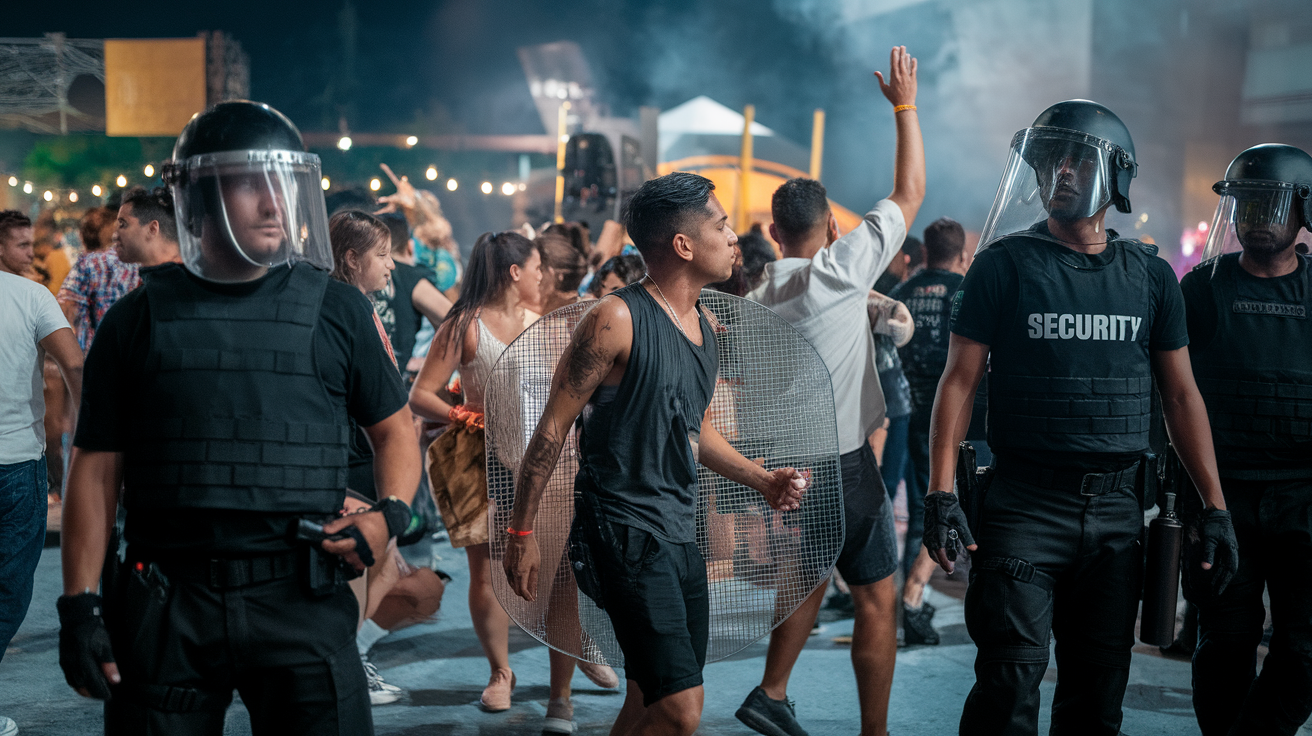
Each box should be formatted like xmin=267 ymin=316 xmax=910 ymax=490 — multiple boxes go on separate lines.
xmin=505 ymin=527 xmax=534 ymax=537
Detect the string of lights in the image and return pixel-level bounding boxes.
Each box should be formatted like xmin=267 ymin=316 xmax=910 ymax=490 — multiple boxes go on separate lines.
xmin=2 ymin=163 xmax=162 ymax=206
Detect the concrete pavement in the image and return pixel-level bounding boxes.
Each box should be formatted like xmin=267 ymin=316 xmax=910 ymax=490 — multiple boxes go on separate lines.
xmin=2 ymin=535 xmax=1243 ymax=736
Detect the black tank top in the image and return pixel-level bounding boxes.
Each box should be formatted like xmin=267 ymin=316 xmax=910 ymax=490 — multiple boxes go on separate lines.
xmin=578 ymin=283 xmax=718 ymax=543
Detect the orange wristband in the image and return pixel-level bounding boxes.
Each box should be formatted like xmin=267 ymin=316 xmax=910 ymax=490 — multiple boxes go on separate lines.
xmin=893 ymin=104 xmax=917 ymax=113
xmin=506 ymin=527 xmax=534 ymax=537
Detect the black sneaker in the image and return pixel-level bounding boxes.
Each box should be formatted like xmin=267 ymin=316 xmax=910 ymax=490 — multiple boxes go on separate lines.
xmin=736 ymin=686 xmax=809 ymax=736
xmin=902 ymin=602 xmax=940 ymax=646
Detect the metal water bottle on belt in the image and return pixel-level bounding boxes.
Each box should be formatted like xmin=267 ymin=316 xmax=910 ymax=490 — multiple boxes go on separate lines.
xmin=1140 ymin=490 xmax=1184 ymax=646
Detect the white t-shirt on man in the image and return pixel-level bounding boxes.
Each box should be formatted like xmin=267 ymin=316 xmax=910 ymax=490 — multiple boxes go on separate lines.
xmin=0 ymin=271 xmax=72 ymax=464
xmin=747 ymin=198 xmax=907 ymax=455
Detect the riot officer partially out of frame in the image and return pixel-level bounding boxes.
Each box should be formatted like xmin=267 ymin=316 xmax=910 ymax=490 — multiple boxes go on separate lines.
xmin=56 ymin=101 xmax=421 ymax=734
xmin=1180 ymin=143 xmax=1312 ymax=736
xmin=922 ymin=100 xmax=1238 ymax=736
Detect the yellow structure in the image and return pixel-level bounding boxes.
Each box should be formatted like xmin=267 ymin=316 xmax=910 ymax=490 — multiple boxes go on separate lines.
xmin=659 ymin=155 xmax=865 ymax=249
xmin=104 ymin=38 xmax=206 ymax=137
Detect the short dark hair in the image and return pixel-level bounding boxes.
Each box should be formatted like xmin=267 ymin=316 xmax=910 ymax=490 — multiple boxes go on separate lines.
xmin=739 ymin=229 xmax=777 ymax=287
xmin=771 ymin=178 xmax=830 ymax=241
xmin=79 ymin=207 xmax=116 ymax=252
xmin=0 ymin=210 xmax=31 ymax=243
xmin=588 ymin=253 xmax=647 ymax=297
xmin=622 ymin=172 xmax=716 ymax=261
xmin=902 ymin=235 xmax=925 ymax=270
xmin=376 ymin=211 xmax=411 ymax=254
xmin=121 ymin=186 xmax=178 ymax=243
xmin=923 ymin=217 xmax=965 ymax=266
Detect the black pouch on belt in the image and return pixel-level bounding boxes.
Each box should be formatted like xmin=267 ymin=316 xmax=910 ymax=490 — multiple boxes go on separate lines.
xmin=568 ymin=478 xmax=610 ymax=610
xmin=1136 ymin=451 xmax=1160 ymax=511
xmin=956 ymin=442 xmax=980 ymax=535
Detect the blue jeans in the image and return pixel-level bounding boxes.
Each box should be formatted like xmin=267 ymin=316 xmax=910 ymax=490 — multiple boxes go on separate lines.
xmin=881 ymin=414 xmax=909 ymax=503
xmin=0 ymin=455 xmax=48 ymax=661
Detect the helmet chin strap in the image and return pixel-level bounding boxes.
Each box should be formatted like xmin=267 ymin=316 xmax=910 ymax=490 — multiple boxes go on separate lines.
xmin=217 ymin=194 xmax=283 ymax=269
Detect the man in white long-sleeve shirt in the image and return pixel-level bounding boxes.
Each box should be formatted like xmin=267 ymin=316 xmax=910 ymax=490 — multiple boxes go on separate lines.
xmin=738 ymin=46 xmax=925 ymax=736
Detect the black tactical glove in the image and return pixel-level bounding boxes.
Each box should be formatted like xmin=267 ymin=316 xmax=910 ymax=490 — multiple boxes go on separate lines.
xmin=57 ymin=592 xmax=116 ymax=699
xmin=1198 ymin=508 xmax=1239 ymax=596
xmin=923 ymin=491 xmax=976 ymax=561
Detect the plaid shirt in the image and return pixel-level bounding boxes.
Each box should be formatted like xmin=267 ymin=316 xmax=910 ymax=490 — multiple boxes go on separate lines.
xmin=57 ymin=251 xmax=141 ymax=352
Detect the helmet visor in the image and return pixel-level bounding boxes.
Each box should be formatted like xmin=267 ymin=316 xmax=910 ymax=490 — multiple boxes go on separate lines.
xmin=978 ymin=127 xmax=1115 ymax=251
xmin=1201 ymin=183 xmax=1306 ymax=263
xmin=168 ymin=150 xmax=332 ymax=282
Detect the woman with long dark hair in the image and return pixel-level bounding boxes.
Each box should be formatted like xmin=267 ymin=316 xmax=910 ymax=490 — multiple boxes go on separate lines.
xmin=537 ymin=223 xmax=590 ymax=315
xmin=410 ymin=231 xmax=617 ymax=728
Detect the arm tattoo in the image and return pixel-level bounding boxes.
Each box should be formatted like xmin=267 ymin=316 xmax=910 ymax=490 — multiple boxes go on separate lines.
xmin=561 ymin=313 xmax=613 ymax=398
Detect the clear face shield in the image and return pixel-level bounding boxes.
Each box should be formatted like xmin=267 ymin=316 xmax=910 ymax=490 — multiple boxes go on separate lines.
xmin=1201 ymin=181 xmax=1309 ymax=264
xmin=165 ymin=150 xmax=333 ymax=282
xmin=978 ymin=128 xmax=1117 ymax=251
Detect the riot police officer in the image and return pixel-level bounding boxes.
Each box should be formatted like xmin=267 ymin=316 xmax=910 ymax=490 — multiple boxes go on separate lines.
xmin=1181 ymin=143 xmax=1312 ymax=735
xmin=56 ymin=101 xmax=421 ymax=734
xmin=921 ymin=100 xmax=1238 ymax=735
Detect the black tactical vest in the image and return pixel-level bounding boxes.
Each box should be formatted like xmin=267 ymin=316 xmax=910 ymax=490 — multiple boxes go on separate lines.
xmin=987 ymin=237 xmax=1155 ymax=454
xmin=123 ymin=263 xmax=349 ymax=514
xmin=1189 ymin=253 xmax=1312 ymax=468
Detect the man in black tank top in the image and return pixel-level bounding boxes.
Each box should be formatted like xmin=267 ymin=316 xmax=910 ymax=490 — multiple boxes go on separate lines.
xmin=923 ymin=101 xmax=1236 ymax=736
xmin=1180 ymin=144 xmax=1312 ymax=736
xmin=502 ymin=173 xmax=808 ymax=736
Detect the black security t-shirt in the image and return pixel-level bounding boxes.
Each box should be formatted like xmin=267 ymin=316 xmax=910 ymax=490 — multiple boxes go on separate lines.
xmin=75 ymin=266 xmax=408 ymax=555
xmin=892 ymin=268 xmax=963 ymax=409
xmin=952 ymin=235 xmax=1188 ymax=472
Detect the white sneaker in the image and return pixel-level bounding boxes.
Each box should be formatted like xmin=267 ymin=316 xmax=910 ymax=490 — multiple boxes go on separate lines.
xmin=0 ymin=715 xmax=18 ymax=736
xmin=360 ymin=654 xmax=402 ymax=705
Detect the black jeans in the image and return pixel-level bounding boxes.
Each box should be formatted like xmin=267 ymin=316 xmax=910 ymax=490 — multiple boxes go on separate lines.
xmin=1185 ymin=477 xmax=1312 ymax=736
xmin=960 ymin=472 xmax=1142 ymax=736
xmin=103 ymin=555 xmax=370 ymax=736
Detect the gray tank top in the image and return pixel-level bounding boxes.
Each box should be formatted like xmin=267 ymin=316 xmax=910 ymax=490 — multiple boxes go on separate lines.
xmin=459 ymin=318 xmax=507 ymax=414
xmin=578 ymin=283 xmax=718 ymax=543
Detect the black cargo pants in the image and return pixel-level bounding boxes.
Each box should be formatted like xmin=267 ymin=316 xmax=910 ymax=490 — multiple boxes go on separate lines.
xmin=1185 ymin=477 xmax=1312 ymax=736
xmin=960 ymin=469 xmax=1143 ymax=736
xmin=102 ymin=552 xmax=371 ymax=736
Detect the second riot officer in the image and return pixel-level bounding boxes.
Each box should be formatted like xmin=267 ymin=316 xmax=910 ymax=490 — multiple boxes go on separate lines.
xmin=921 ymin=100 xmax=1238 ymax=735
xmin=56 ymin=101 xmax=421 ymax=734
xmin=1182 ymin=143 xmax=1312 ymax=736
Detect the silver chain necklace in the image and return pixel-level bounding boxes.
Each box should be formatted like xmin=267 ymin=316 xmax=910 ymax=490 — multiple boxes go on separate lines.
xmin=644 ymin=275 xmax=688 ymax=338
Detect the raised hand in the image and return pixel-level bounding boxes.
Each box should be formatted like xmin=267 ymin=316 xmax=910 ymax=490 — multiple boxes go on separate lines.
xmin=874 ymin=45 xmax=918 ymax=108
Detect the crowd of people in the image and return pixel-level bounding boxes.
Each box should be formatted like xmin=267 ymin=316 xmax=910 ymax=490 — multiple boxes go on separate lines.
xmin=0 ymin=42 xmax=1307 ymax=736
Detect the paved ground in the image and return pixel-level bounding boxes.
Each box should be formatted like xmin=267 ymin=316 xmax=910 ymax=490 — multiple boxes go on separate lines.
xmin=2 ymin=535 xmax=1239 ymax=736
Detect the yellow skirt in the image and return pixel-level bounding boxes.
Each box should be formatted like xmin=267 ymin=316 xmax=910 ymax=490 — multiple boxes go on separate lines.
xmin=426 ymin=420 xmax=488 ymax=548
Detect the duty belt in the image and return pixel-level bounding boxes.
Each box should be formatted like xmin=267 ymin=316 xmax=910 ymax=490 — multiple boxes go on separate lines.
xmin=149 ymin=551 xmax=299 ymax=589
xmin=995 ymin=457 xmax=1140 ymax=496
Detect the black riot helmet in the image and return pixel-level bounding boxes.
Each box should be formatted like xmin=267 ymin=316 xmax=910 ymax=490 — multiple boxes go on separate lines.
xmin=979 ymin=100 xmax=1138 ymax=249
xmin=1202 ymin=144 xmax=1312 ymax=262
xmin=162 ymin=101 xmax=332 ymax=282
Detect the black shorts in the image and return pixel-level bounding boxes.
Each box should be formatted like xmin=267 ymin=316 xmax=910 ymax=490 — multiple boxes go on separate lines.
xmin=588 ymin=520 xmax=709 ymax=706
xmin=835 ymin=443 xmax=899 ymax=586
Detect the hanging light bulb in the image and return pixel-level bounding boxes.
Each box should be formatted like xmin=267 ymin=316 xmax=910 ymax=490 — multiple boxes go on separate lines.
xmin=69 ymin=191 xmax=79 ymax=203
xmin=143 ymin=164 xmax=155 ymax=177
xmin=425 ymin=166 xmax=438 ymax=181
xmin=337 ymin=136 xmax=353 ymax=151
xmin=116 ymin=174 xmax=127 ymax=187
xmin=405 ymin=135 xmax=419 ymax=147
xmin=480 ymin=181 xmax=493 ymax=194
xmin=446 ymin=178 xmax=458 ymax=191
xmin=6 ymin=176 xmax=16 ymax=187
xmin=369 ymin=178 xmax=382 ymax=192
xmin=23 ymin=181 xmax=33 ymax=194
xmin=43 ymin=190 xmax=53 ymax=201
xmin=321 ymin=176 xmax=331 ymax=191
xmin=501 ymin=182 xmax=515 ymax=196
xmin=91 ymin=184 xmax=103 ymax=197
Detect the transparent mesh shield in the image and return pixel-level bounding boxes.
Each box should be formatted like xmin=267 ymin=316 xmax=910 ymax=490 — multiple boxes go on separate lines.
xmin=1201 ymin=186 xmax=1306 ymax=265
xmin=485 ymin=292 xmax=845 ymax=666
xmin=169 ymin=150 xmax=332 ymax=282
xmin=978 ymin=128 xmax=1115 ymax=251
